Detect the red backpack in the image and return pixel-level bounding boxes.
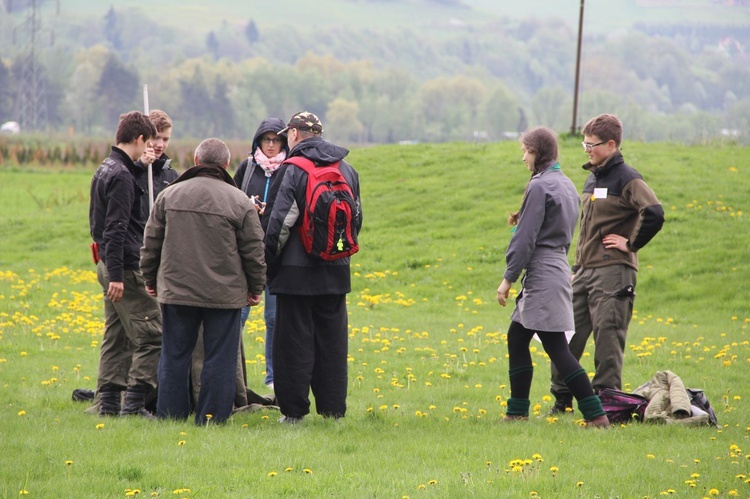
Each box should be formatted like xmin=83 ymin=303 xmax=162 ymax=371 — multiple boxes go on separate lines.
xmin=284 ymin=156 xmax=359 ymax=261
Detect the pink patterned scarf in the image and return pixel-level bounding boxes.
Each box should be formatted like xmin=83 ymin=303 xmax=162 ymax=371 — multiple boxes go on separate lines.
xmin=254 ymin=149 xmax=287 ymax=177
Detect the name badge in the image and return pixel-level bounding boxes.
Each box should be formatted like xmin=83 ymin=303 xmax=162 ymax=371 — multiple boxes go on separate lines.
xmin=593 ymin=188 xmax=608 ymax=199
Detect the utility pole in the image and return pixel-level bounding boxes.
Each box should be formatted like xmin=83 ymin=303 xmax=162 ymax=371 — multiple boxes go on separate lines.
xmin=11 ymin=0 xmax=57 ymax=132
xmin=571 ymin=0 xmax=585 ymax=136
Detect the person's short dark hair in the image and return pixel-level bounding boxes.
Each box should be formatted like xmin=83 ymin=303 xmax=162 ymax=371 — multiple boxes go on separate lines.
xmin=582 ymin=114 xmax=623 ymax=147
xmin=195 ymin=138 xmax=230 ymax=167
xmin=278 ymin=111 xmax=324 ymax=135
xmin=116 ymin=111 xmax=156 ymax=145
xmin=149 ymin=109 xmax=172 ymax=133
xmin=521 ymin=126 xmax=558 ymax=174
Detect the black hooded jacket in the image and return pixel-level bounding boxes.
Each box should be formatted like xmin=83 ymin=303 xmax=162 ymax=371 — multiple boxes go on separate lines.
xmin=233 ymin=118 xmax=289 ymax=230
xmin=134 ymin=154 xmax=179 ymax=223
xmin=264 ymin=136 xmax=362 ymax=295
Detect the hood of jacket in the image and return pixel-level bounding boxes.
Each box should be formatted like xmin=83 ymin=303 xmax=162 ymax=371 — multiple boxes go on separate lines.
xmin=289 ymin=136 xmax=349 ymax=165
xmin=251 ymin=117 xmax=289 ymax=156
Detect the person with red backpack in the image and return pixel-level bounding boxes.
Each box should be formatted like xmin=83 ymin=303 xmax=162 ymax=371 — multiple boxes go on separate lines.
xmin=264 ymin=112 xmax=362 ymax=424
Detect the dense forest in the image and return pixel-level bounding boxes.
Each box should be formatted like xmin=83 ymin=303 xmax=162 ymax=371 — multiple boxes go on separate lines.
xmin=0 ymin=1 xmax=748 ymax=144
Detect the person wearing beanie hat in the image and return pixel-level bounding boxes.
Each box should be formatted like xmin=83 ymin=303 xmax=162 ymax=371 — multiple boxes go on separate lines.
xmin=496 ymin=126 xmax=609 ymax=427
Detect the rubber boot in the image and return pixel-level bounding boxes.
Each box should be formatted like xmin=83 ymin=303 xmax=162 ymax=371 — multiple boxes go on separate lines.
xmin=120 ymin=389 xmax=156 ymax=419
xmin=99 ymin=390 xmax=121 ymax=416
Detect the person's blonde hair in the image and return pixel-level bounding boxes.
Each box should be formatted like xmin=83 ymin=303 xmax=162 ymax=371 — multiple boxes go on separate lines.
xmin=149 ymin=109 xmax=172 ymax=133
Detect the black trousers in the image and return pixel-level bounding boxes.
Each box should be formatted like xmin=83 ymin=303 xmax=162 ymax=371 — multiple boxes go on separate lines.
xmin=274 ymin=294 xmax=348 ymax=418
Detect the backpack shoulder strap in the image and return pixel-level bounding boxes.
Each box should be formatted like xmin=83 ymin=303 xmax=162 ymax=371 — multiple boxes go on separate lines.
xmin=284 ymin=156 xmax=341 ymax=173
xmin=239 ymin=158 xmax=255 ymax=194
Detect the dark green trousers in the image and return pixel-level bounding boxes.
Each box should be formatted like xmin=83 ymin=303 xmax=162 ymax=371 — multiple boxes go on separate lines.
xmin=551 ymin=264 xmax=636 ymax=395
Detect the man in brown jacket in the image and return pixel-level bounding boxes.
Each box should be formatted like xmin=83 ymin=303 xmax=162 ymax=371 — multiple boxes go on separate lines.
xmin=548 ymin=114 xmax=664 ymax=414
xmin=140 ymin=138 xmax=266 ymax=425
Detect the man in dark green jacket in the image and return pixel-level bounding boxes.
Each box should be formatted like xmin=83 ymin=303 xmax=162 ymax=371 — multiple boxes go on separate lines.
xmin=548 ymin=114 xmax=665 ymax=414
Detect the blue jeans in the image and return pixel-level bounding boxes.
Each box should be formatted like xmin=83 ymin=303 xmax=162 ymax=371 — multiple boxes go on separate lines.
xmin=157 ymin=304 xmax=240 ymax=425
xmin=240 ymin=287 xmax=276 ymax=386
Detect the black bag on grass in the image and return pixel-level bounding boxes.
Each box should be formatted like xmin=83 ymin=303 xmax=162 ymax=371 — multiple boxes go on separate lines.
xmin=687 ymin=388 xmax=719 ymax=427
xmin=598 ymin=388 xmax=649 ymax=423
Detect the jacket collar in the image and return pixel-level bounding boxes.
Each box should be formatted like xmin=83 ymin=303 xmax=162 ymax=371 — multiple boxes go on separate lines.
xmin=583 ymin=152 xmax=624 ymax=178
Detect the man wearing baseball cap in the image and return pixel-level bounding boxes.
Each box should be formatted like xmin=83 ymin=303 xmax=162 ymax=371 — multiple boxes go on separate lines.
xmin=264 ymin=111 xmax=362 ymax=424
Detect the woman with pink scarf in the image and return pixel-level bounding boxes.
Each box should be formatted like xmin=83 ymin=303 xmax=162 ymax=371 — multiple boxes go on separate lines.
xmin=234 ymin=117 xmax=289 ymax=392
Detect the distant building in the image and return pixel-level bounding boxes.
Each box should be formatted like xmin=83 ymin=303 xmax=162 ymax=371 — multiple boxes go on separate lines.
xmin=0 ymin=121 xmax=20 ymax=135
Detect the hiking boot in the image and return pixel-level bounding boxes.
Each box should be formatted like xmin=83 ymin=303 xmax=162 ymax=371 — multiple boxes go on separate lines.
xmin=72 ymin=388 xmax=95 ymax=402
xmin=278 ymin=415 xmax=304 ymax=424
xmin=99 ymin=390 xmax=121 ymax=416
xmin=545 ymin=395 xmax=573 ymax=416
xmin=120 ymin=389 xmax=156 ymax=419
xmin=499 ymin=414 xmax=529 ymax=423
xmin=585 ymin=415 xmax=611 ymax=428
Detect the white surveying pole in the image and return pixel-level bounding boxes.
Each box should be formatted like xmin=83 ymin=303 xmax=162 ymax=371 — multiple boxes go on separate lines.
xmin=143 ymin=84 xmax=154 ymax=213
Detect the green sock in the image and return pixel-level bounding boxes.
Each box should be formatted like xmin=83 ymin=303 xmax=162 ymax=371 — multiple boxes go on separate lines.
xmin=506 ymin=397 xmax=530 ymax=417
xmin=578 ymin=395 xmax=606 ymax=420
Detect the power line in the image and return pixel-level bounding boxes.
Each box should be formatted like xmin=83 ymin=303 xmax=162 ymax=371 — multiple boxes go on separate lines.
xmin=10 ymin=0 xmax=58 ymax=131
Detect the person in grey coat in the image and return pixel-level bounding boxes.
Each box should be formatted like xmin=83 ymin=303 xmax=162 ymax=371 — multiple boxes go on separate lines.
xmin=496 ymin=126 xmax=609 ymax=427
xmin=140 ymin=138 xmax=266 ymax=425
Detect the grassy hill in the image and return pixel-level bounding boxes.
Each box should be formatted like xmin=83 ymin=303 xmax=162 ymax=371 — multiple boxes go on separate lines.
xmin=1 ymin=140 xmax=749 ymax=497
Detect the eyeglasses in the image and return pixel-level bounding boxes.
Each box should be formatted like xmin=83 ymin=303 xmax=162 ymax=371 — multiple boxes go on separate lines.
xmin=260 ymin=137 xmax=282 ymax=145
xmin=581 ymin=140 xmax=607 ymax=151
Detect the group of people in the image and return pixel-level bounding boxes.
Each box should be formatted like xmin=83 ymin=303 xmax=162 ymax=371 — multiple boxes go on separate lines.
xmin=497 ymin=114 xmax=664 ymax=426
xmin=86 ymin=107 xmax=662 ymax=428
xmin=88 ymin=109 xmax=361 ymax=425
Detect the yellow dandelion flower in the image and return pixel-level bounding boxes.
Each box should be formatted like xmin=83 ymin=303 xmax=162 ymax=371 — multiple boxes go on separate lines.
xmin=17 ymin=410 xmax=26 ymax=416
xmin=428 ymin=480 xmax=438 ymax=485
xmin=267 ymin=471 xmax=278 ymax=477
xmin=65 ymin=460 xmax=73 ymax=466
xmin=303 ymin=468 xmax=313 ymax=474
xmin=285 ymin=467 xmax=293 ymax=472
xmin=19 ymin=490 xmax=29 ymax=495
xmin=177 ymin=440 xmax=186 ymax=446
xmin=647 ymin=454 xmax=655 ymax=459
xmin=576 ymin=481 xmax=584 ymax=487
xmin=96 ymin=423 xmax=105 ymax=429
xmin=417 ymin=484 xmax=426 ymax=490
xmin=708 ymin=489 xmax=720 ymax=496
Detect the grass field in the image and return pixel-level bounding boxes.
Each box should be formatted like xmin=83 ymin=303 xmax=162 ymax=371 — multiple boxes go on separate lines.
xmin=1 ymin=139 xmax=749 ymax=497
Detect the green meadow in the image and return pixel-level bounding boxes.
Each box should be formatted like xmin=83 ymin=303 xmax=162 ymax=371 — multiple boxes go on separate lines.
xmin=1 ymin=139 xmax=749 ymax=498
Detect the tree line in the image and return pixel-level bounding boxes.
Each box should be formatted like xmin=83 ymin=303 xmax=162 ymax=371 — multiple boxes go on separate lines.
xmin=0 ymin=6 xmax=748 ymax=144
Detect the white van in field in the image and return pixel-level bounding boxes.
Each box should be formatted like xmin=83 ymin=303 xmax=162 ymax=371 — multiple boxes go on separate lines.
xmin=0 ymin=121 xmax=20 ymax=134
